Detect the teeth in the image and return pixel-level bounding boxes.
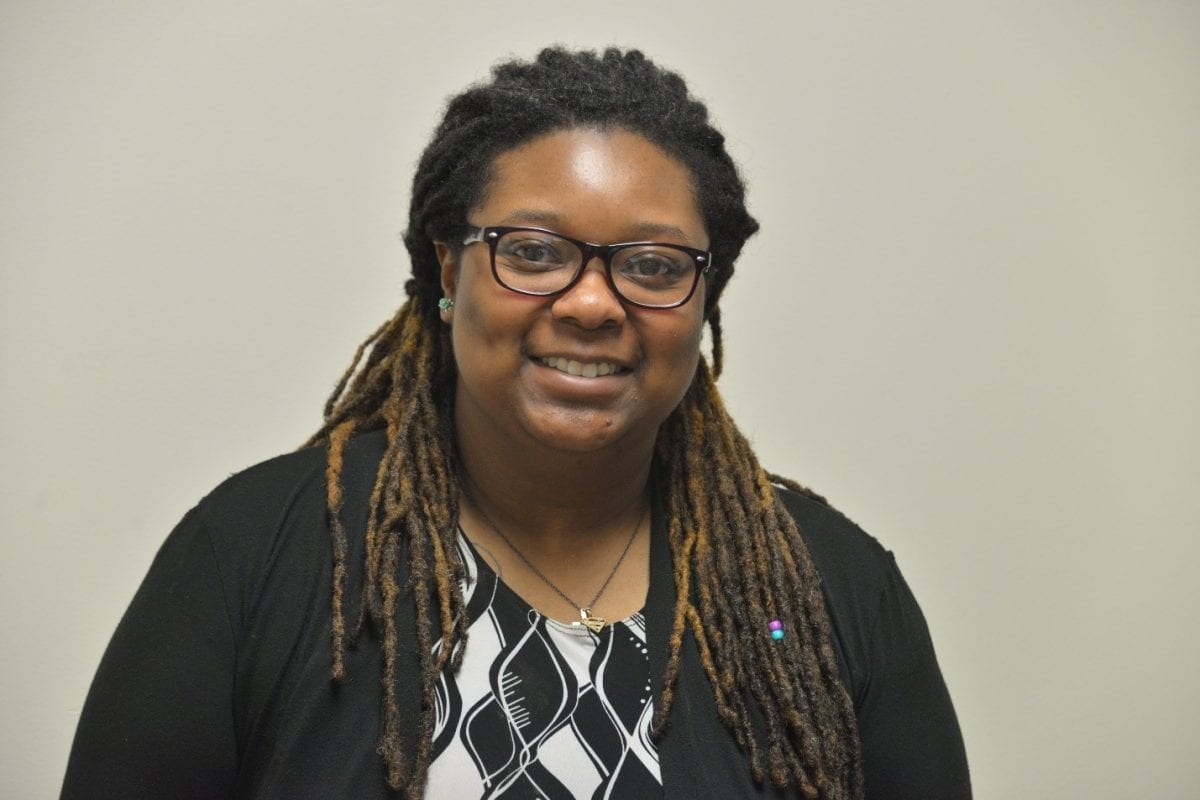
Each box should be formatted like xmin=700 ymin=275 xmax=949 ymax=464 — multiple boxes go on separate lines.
xmin=540 ymin=357 xmax=621 ymax=377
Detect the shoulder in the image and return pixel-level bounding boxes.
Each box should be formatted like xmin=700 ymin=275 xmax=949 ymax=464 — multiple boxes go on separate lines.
xmin=175 ymin=430 xmax=389 ymax=607
xmin=774 ymin=485 xmax=895 ymax=606
xmin=195 ymin=429 xmax=384 ymax=522
xmin=776 ymin=487 xmax=972 ymax=796
xmin=193 ymin=429 xmax=388 ymax=536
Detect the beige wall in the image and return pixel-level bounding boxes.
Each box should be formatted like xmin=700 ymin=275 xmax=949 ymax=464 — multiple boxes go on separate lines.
xmin=3 ymin=2 xmax=1197 ymax=797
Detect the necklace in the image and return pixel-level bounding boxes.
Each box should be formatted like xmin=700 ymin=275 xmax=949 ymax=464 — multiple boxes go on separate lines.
xmin=468 ymin=500 xmax=644 ymax=633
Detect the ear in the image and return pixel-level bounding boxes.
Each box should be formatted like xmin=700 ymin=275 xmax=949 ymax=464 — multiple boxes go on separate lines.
xmin=434 ymin=241 xmax=457 ymax=321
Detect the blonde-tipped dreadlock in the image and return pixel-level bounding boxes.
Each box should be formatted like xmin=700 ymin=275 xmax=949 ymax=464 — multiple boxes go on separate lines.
xmin=306 ymin=47 xmax=864 ymax=799
xmin=653 ymin=360 xmax=861 ymax=795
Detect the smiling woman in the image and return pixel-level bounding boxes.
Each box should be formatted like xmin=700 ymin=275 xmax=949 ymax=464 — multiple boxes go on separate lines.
xmin=61 ymin=48 xmax=970 ymax=800
xmin=444 ymin=129 xmax=708 ymax=459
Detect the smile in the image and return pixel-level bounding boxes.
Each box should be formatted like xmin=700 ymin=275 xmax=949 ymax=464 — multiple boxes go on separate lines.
xmin=538 ymin=356 xmax=625 ymax=378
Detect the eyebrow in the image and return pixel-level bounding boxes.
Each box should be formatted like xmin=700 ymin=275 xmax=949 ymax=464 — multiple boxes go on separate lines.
xmin=495 ymin=209 xmax=692 ymax=242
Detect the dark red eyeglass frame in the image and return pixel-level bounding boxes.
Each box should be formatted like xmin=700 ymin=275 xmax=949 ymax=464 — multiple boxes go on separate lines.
xmin=462 ymin=225 xmax=713 ymax=310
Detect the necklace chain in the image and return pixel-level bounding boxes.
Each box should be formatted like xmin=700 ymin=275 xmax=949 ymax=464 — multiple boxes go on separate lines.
xmin=468 ymin=498 xmax=644 ymax=633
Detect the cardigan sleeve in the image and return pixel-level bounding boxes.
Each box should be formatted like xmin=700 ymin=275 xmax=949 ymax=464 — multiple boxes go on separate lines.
xmin=60 ymin=503 xmax=239 ymax=800
xmin=854 ymin=553 xmax=972 ymax=799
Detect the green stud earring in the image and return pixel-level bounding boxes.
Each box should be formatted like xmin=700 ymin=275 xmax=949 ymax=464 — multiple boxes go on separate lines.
xmin=437 ymin=297 xmax=454 ymax=311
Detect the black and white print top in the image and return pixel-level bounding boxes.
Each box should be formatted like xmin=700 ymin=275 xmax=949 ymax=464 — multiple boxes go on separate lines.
xmin=424 ymin=532 xmax=663 ymax=799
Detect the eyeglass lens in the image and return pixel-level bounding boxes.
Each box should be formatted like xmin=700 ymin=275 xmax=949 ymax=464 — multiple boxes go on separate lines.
xmin=492 ymin=229 xmax=699 ymax=307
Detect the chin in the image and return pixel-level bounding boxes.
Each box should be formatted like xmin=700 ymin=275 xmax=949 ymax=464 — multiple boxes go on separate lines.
xmin=522 ymin=410 xmax=642 ymax=454
xmin=532 ymin=426 xmax=627 ymax=453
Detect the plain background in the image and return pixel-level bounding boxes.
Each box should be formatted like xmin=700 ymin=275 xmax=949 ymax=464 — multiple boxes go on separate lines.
xmin=2 ymin=2 xmax=1197 ymax=797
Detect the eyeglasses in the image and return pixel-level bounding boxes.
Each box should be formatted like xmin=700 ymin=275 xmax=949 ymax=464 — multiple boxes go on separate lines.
xmin=462 ymin=225 xmax=713 ymax=309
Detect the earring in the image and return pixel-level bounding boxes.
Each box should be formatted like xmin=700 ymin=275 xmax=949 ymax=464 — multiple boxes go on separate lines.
xmin=437 ymin=297 xmax=454 ymax=311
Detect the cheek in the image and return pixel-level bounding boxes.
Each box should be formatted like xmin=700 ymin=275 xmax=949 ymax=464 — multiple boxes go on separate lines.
xmin=448 ymin=300 xmax=495 ymax=387
xmin=677 ymin=317 xmax=706 ymax=382
xmin=449 ymin=285 xmax=537 ymax=373
xmin=672 ymin=312 xmax=706 ymax=357
xmin=652 ymin=315 xmax=705 ymax=384
xmin=451 ymin=269 xmax=501 ymax=346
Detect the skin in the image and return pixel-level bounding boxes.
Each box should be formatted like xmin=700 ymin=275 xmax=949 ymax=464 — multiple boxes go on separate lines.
xmin=434 ymin=127 xmax=709 ymax=623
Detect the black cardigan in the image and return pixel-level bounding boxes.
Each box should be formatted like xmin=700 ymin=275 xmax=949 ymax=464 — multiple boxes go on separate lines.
xmin=62 ymin=430 xmax=970 ymax=799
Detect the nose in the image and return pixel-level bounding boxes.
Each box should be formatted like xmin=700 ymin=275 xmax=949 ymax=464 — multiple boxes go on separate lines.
xmin=551 ymin=256 xmax=627 ymax=328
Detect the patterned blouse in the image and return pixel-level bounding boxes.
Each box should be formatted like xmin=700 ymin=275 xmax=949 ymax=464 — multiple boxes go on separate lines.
xmin=425 ymin=533 xmax=662 ymax=799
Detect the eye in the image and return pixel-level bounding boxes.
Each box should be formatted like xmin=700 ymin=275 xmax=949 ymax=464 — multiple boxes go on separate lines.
xmin=497 ymin=234 xmax=573 ymax=270
xmin=615 ymin=248 xmax=692 ymax=286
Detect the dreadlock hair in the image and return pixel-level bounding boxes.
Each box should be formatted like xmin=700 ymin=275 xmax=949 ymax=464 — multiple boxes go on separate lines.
xmin=305 ymin=46 xmax=863 ymax=799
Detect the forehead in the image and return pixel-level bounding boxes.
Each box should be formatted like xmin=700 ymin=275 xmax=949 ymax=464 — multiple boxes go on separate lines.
xmin=473 ymin=128 xmax=707 ymax=245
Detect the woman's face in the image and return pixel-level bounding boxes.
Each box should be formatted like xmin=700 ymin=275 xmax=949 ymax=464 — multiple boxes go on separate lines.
xmin=437 ymin=127 xmax=709 ymax=457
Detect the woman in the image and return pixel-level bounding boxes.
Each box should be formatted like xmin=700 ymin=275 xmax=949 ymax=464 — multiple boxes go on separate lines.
xmin=62 ymin=48 xmax=970 ymax=799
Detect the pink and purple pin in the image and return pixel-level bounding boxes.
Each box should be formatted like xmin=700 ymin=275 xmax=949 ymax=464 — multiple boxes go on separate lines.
xmin=769 ymin=619 xmax=784 ymax=641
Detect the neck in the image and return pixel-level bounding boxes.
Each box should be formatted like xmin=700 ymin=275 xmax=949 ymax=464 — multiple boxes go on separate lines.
xmin=455 ymin=418 xmax=653 ymax=550
xmin=452 ymin=397 xmax=657 ymax=626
